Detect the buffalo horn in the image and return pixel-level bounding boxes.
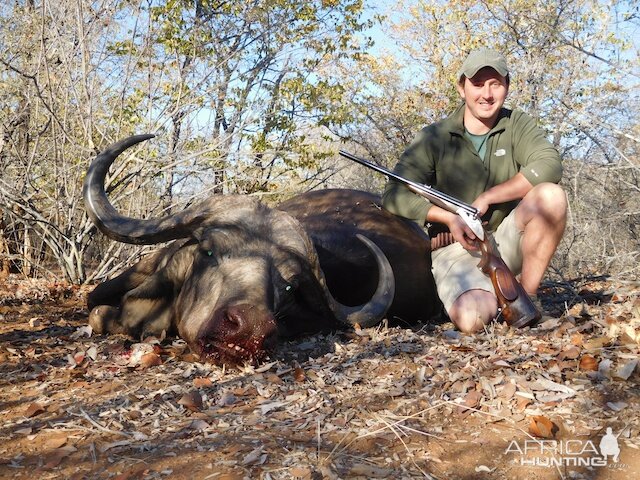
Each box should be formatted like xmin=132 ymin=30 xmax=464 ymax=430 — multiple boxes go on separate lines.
xmin=325 ymin=234 xmax=395 ymax=327
xmin=84 ymin=134 xmax=223 ymax=245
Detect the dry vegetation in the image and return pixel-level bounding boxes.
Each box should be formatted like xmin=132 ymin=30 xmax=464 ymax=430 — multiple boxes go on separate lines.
xmin=0 ymin=276 xmax=638 ymax=480
xmin=1 ymin=2 xmax=638 ymax=479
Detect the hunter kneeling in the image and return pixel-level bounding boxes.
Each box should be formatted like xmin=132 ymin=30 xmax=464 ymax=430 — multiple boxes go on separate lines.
xmin=382 ymin=48 xmax=567 ymax=334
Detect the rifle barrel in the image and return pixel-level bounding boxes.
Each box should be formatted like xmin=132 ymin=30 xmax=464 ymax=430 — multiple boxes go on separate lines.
xmin=338 ymin=150 xmax=478 ymax=217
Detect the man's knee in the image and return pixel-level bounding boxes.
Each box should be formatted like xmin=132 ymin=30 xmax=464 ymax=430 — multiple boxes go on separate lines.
xmin=530 ymin=183 xmax=566 ymax=209
xmin=519 ymin=183 xmax=567 ymax=225
xmin=448 ymin=290 xmax=497 ymax=333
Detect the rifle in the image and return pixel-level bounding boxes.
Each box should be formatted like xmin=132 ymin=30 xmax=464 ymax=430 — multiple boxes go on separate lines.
xmin=338 ymin=150 xmax=540 ymax=328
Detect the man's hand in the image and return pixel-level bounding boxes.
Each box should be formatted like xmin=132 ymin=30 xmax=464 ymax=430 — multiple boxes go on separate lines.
xmin=427 ymin=207 xmax=479 ymax=251
xmin=447 ymin=215 xmax=479 ymax=250
xmin=472 ymin=192 xmax=491 ymax=216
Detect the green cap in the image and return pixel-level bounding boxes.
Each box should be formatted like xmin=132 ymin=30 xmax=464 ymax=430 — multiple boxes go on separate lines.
xmin=457 ymin=48 xmax=509 ymax=81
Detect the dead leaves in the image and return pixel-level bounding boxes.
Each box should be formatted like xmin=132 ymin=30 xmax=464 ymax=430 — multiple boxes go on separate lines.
xmin=178 ymin=390 xmax=203 ymax=412
xmin=579 ymin=354 xmax=599 ymax=371
xmin=614 ymin=358 xmax=638 ymax=380
xmin=457 ymin=390 xmax=482 ymax=416
xmin=529 ymin=415 xmax=560 ymax=438
xmin=557 ymin=345 xmax=580 ymax=360
xmin=193 ymin=376 xmax=213 ymax=388
xmin=42 ymin=446 xmax=77 ymax=470
xmin=139 ymin=352 xmax=162 ymax=368
xmin=497 ymin=381 xmax=516 ymax=400
xmin=293 ymin=366 xmax=307 ymax=382
xmin=24 ymin=402 xmax=46 ymax=417
xmin=0 ymin=276 xmax=638 ymax=478
xmin=41 ymin=432 xmax=69 ymax=450
xmin=583 ymin=336 xmax=611 ymax=351
xmin=241 ymin=446 xmax=267 ymax=466
xmin=348 ymin=463 xmax=394 ymax=478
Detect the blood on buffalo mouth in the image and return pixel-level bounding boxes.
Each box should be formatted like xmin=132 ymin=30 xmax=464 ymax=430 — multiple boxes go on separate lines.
xmin=197 ymin=336 xmax=274 ymax=365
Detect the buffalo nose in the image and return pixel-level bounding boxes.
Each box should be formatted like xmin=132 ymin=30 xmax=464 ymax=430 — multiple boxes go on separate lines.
xmin=220 ymin=305 xmax=245 ymax=334
xmin=221 ymin=304 xmax=278 ymax=346
xmin=196 ymin=304 xmax=278 ymax=363
xmin=212 ymin=304 xmax=278 ymax=344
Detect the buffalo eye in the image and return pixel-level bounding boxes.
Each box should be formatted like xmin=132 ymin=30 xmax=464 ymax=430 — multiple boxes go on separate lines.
xmin=275 ymin=281 xmax=297 ymax=309
xmin=199 ymin=247 xmax=218 ymax=263
xmin=283 ymin=282 xmax=298 ymax=296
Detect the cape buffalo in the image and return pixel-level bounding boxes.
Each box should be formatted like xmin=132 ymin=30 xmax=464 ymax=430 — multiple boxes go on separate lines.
xmin=84 ymin=135 xmax=439 ymax=364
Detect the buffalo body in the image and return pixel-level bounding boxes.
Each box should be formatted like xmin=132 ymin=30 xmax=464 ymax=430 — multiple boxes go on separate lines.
xmin=85 ymin=136 xmax=439 ymax=364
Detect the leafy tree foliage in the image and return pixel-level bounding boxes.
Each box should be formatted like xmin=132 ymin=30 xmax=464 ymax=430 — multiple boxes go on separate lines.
xmin=0 ymin=0 xmax=637 ymax=282
xmin=326 ymin=0 xmax=639 ymax=278
xmin=0 ymin=0 xmax=373 ymax=282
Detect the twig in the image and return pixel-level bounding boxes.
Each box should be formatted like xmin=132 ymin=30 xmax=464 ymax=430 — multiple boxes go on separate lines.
xmin=375 ymin=413 xmax=435 ymax=479
xmin=316 ymin=417 xmax=321 ymax=463
xmin=355 ymin=401 xmax=448 ymax=440
xmin=71 ymin=408 xmax=131 ymax=438
xmin=324 ymin=402 xmax=448 ymax=475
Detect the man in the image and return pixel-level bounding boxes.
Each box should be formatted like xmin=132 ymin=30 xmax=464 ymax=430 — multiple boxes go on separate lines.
xmin=382 ymin=48 xmax=567 ymax=333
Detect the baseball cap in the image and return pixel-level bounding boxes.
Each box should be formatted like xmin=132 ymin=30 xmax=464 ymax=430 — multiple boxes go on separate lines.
xmin=457 ymin=48 xmax=509 ymax=81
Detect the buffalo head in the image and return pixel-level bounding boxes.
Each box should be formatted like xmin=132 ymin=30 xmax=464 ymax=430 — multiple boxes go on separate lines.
xmin=84 ymin=135 xmax=395 ymax=365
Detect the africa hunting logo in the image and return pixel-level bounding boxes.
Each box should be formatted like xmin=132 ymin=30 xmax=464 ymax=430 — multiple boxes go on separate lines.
xmin=505 ymin=427 xmax=626 ymax=468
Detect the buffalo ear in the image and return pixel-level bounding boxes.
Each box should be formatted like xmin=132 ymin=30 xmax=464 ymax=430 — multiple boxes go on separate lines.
xmin=88 ymin=305 xmax=123 ymax=335
xmin=118 ymin=243 xmax=197 ymax=338
xmin=126 ymin=243 xmax=197 ymax=299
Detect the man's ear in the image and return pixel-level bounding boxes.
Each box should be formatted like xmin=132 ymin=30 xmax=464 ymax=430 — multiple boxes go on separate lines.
xmin=456 ymin=79 xmax=466 ymax=99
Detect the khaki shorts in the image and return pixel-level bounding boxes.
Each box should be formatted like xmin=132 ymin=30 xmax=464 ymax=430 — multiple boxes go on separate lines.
xmin=431 ymin=209 xmax=523 ymax=312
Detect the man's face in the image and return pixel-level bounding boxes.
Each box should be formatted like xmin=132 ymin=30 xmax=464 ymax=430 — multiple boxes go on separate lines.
xmin=457 ymin=67 xmax=509 ymax=125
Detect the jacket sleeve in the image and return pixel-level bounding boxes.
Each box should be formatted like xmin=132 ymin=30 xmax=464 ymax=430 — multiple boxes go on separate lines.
xmin=382 ymin=128 xmax=436 ymax=225
xmin=512 ymin=111 xmax=562 ymax=185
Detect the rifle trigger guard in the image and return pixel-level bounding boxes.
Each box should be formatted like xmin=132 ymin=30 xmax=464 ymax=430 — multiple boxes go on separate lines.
xmin=456 ymin=208 xmax=484 ymax=241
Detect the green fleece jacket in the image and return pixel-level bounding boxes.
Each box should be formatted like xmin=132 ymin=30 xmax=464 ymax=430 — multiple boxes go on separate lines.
xmin=382 ymin=104 xmax=562 ymax=232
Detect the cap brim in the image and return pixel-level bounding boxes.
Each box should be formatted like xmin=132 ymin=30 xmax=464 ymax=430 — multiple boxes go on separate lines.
xmin=460 ymin=64 xmax=508 ymax=79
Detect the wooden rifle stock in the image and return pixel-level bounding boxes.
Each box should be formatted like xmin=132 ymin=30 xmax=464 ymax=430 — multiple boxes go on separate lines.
xmin=476 ymin=234 xmax=540 ymax=328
